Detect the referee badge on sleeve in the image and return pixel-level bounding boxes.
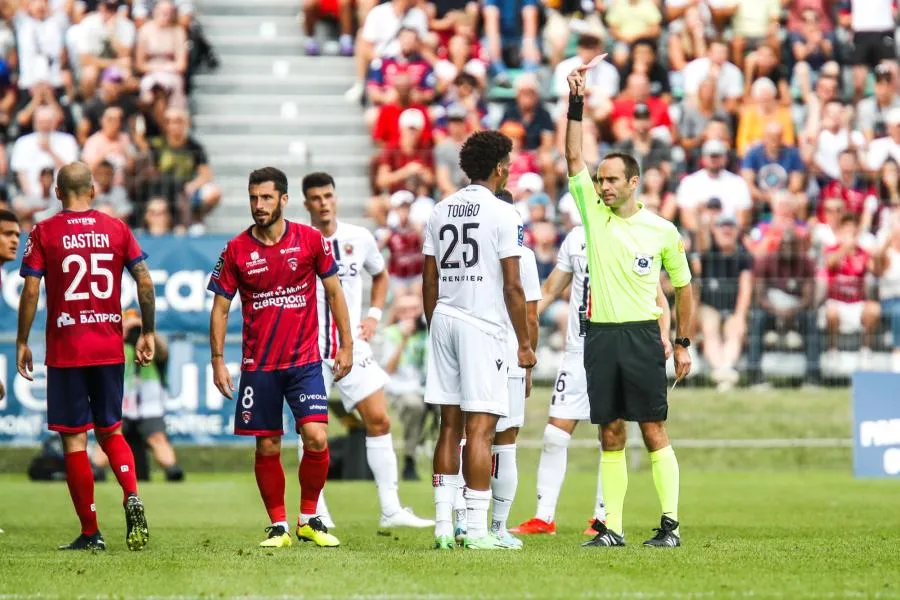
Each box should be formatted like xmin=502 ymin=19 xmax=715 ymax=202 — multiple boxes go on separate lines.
xmin=632 ymin=253 xmax=653 ymax=276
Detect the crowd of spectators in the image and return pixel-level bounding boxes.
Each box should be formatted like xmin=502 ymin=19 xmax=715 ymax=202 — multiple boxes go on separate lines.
xmin=300 ymin=0 xmax=900 ymax=387
xmin=0 ymin=0 xmax=220 ymax=236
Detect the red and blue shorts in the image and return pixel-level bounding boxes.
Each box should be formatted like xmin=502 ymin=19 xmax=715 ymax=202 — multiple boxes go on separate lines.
xmin=235 ymin=362 xmax=329 ymax=436
xmin=47 ymin=364 xmax=125 ymax=434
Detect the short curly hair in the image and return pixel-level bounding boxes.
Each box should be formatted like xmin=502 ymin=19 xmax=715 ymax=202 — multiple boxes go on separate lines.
xmin=459 ymin=131 xmax=513 ymax=182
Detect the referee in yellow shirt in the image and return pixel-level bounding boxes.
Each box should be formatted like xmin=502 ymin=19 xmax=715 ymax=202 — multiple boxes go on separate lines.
xmin=565 ymin=61 xmax=694 ymax=548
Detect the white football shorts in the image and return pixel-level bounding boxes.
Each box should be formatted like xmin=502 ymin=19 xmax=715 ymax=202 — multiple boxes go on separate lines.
xmin=547 ymin=351 xmax=590 ymax=421
xmin=496 ymin=377 xmax=525 ymax=432
xmin=322 ymin=340 xmax=391 ymax=412
xmin=425 ymin=312 xmax=509 ymax=416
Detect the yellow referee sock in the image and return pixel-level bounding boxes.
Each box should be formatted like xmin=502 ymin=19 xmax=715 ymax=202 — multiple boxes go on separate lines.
xmin=599 ymin=450 xmax=627 ymax=535
xmin=649 ymin=445 xmax=679 ymax=522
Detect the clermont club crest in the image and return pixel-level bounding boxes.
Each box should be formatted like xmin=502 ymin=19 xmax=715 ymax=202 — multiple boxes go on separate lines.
xmin=287 ymin=257 xmax=298 ymax=271
xmin=242 ymin=410 xmax=252 ymax=424
xmin=344 ymin=243 xmax=354 ymax=255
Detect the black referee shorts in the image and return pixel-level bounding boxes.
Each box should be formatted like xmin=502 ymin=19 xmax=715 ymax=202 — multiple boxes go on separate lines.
xmin=584 ymin=320 xmax=668 ymax=426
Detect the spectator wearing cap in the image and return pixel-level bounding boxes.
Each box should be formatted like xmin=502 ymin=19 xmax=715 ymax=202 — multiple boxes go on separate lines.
xmin=374 ymin=108 xmax=434 ymax=194
xmin=676 ymin=139 xmax=752 ymax=232
xmin=371 ymin=73 xmax=432 ymax=148
xmin=541 ymin=0 xmax=606 ymax=68
xmin=366 ymin=28 xmax=436 ymax=108
xmin=736 ymin=78 xmax=795 ymax=157
xmin=72 ymin=0 xmax=136 ymax=100
xmin=678 ymin=77 xmax=730 ymax=165
xmin=746 ymin=229 xmax=821 ymax=387
xmin=482 ymin=0 xmax=541 ymax=86
xmin=619 ymin=39 xmax=671 ymax=101
xmin=817 ymin=149 xmax=879 ymax=235
xmin=605 ymin=0 xmax=661 ymax=48
xmin=499 ymin=120 xmax=540 ymax=197
xmin=789 ymin=8 xmax=836 ymax=100
xmin=135 ymin=0 xmax=188 ymax=109
xmin=93 ymin=159 xmax=133 ymax=221
xmin=692 ymin=209 xmax=753 ymax=392
xmin=345 ymin=0 xmax=429 ymax=103
xmin=609 ymin=72 xmax=674 ymax=143
xmin=500 ymin=73 xmax=555 ymax=187
xmin=613 ymin=102 xmax=673 ymax=178
xmin=78 ymin=66 xmax=139 ymax=144
xmin=552 ymin=30 xmax=619 ymax=122
xmin=867 ymin=108 xmax=900 ymax=171
xmin=82 ymin=106 xmax=133 ymax=184
xmin=434 ymin=104 xmax=470 ymax=197
xmin=821 ymin=214 xmax=881 ymax=367
xmin=838 ymin=0 xmax=898 ymax=103
xmin=683 ymin=40 xmax=744 ymax=114
xmin=741 ymin=121 xmax=805 ymax=218
xmin=15 ymin=0 xmax=69 ymax=94
xmin=148 ymin=107 xmax=221 ymax=230
xmin=856 ymin=65 xmax=900 ymax=143
xmin=809 ymin=100 xmax=866 ymax=181
xmin=381 ymin=190 xmax=425 ymax=294
xmin=11 ymin=105 xmax=78 ymax=201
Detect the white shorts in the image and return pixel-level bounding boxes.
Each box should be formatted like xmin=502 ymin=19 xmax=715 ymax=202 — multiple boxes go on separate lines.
xmin=425 ymin=313 xmax=509 ymax=416
xmin=496 ymin=377 xmax=525 ymax=432
xmin=547 ymin=351 xmax=590 ymax=421
xmin=322 ymin=340 xmax=390 ymax=412
xmin=819 ymin=299 xmax=865 ymax=334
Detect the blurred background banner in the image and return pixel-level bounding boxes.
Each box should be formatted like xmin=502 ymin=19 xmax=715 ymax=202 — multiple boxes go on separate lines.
xmin=0 ymin=234 xmax=241 ymax=335
xmin=852 ymin=372 xmax=900 ymax=478
xmin=0 ymin=338 xmax=300 ymax=447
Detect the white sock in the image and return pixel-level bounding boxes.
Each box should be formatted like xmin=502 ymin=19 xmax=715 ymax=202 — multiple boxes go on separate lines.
xmin=339 ymin=33 xmax=352 ymax=45
xmin=366 ymin=433 xmax=402 ymax=517
xmin=454 ymin=440 xmax=466 ymax=528
xmin=594 ymin=442 xmax=606 ymax=521
xmin=490 ymin=444 xmax=517 ymax=533
xmin=273 ymin=520 xmax=289 ymax=532
xmin=464 ymin=487 xmax=492 ymax=539
xmin=299 ymin=513 xmax=317 ymax=525
xmin=535 ymin=424 xmax=570 ymax=523
xmin=433 ymin=473 xmax=461 ymax=538
xmin=317 ymin=492 xmax=330 ymax=519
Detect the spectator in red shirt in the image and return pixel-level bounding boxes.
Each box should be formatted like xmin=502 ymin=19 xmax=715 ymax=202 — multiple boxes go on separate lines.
xmin=374 ymin=109 xmax=435 ymax=195
xmin=382 ymin=190 xmax=425 ymax=295
xmin=817 ymin=150 xmax=878 ymax=229
xmin=366 ymin=28 xmax=436 ymax=107
xmin=822 ymin=215 xmax=880 ymax=362
xmin=610 ymin=72 xmax=673 ymax=142
xmin=371 ymin=72 xmax=432 ymax=148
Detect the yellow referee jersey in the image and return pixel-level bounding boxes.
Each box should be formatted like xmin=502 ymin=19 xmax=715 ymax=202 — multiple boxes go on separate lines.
xmin=568 ymin=168 xmax=692 ymax=323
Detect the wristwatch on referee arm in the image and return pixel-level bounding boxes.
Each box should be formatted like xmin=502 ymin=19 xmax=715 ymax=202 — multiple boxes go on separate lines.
xmin=674 ymin=338 xmax=691 ymax=348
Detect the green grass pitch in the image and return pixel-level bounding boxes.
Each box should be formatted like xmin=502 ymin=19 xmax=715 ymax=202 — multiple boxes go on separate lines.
xmin=1 ymin=387 xmax=899 ymax=599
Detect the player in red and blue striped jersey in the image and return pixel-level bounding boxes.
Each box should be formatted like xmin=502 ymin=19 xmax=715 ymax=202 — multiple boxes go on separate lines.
xmin=208 ymin=167 xmax=353 ymax=548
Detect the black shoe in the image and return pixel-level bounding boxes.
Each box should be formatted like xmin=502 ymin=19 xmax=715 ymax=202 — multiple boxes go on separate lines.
xmin=643 ymin=515 xmax=681 ymax=547
xmin=402 ymin=457 xmax=419 ymax=481
xmin=124 ymin=493 xmax=150 ymax=551
xmin=59 ymin=532 xmax=106 ymax=551
xmin=165 ymin=465 xmax=185 ymax=482
xmin=265 ymin=525 xmax=288 ymax=538
xmin=582 ymin=521 xmax=625 ymax=547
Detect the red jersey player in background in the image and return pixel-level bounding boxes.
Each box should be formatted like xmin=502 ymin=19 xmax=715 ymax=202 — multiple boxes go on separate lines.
xmin=0 ymin=210 xmax=21 ymax=404
xmin=16 ymin=163 xmax=156 ymax=552
xmin=208 ymin=167 xmax=353 ymax=548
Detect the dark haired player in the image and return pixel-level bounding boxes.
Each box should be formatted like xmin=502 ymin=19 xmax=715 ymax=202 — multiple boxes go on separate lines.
xmin=425 ymin=130 xmax=536 ymax=550
xmin=0 ymin=210 xmax=20 ymax=404
xmin=300 ymin=172 xmax=433 ymax=530
xmin=17 ymin=162 xmax=155 ymax=551
xmin=208 ymin=167 xmax=353 ymax=548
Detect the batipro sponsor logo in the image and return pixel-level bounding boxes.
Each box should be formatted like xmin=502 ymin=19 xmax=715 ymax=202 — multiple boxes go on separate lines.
xmin=56 ymin=312 xmax=75 ymax=328
xmin=80 ymin=312 xmax=122 ymax=324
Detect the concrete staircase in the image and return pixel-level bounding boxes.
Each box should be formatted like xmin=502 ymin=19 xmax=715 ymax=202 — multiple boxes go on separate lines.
xmin=194 ymin=0 xmax=372 ymax=233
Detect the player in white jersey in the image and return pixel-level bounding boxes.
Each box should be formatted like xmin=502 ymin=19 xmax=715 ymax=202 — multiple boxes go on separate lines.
xmin=424 ymin=131 xmax=536 ymax=550
xmin=511 ymin=225 xmax=673 ymax=536
xmin=301 ymin=172 xmax=433 ymax=530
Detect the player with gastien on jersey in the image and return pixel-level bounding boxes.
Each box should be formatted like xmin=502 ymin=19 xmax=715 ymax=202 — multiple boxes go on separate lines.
xmin=423 ymin=130 xmax=536 ymax=550
xmin=298 ymin=172 xmax=432 ymax=530
xmin=208 ymin=167 xmax=353 ymax=549
xmin=17 ymin=162 xmax=155 ymax=552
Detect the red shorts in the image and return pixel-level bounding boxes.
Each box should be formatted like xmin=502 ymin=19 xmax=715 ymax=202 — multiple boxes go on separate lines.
xmin=320 ymin=0 xmax=341 ymax=18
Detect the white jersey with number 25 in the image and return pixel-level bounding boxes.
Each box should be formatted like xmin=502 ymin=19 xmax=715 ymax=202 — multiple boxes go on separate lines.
xmin=423 ymin=184 xmax=524 ymax=337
